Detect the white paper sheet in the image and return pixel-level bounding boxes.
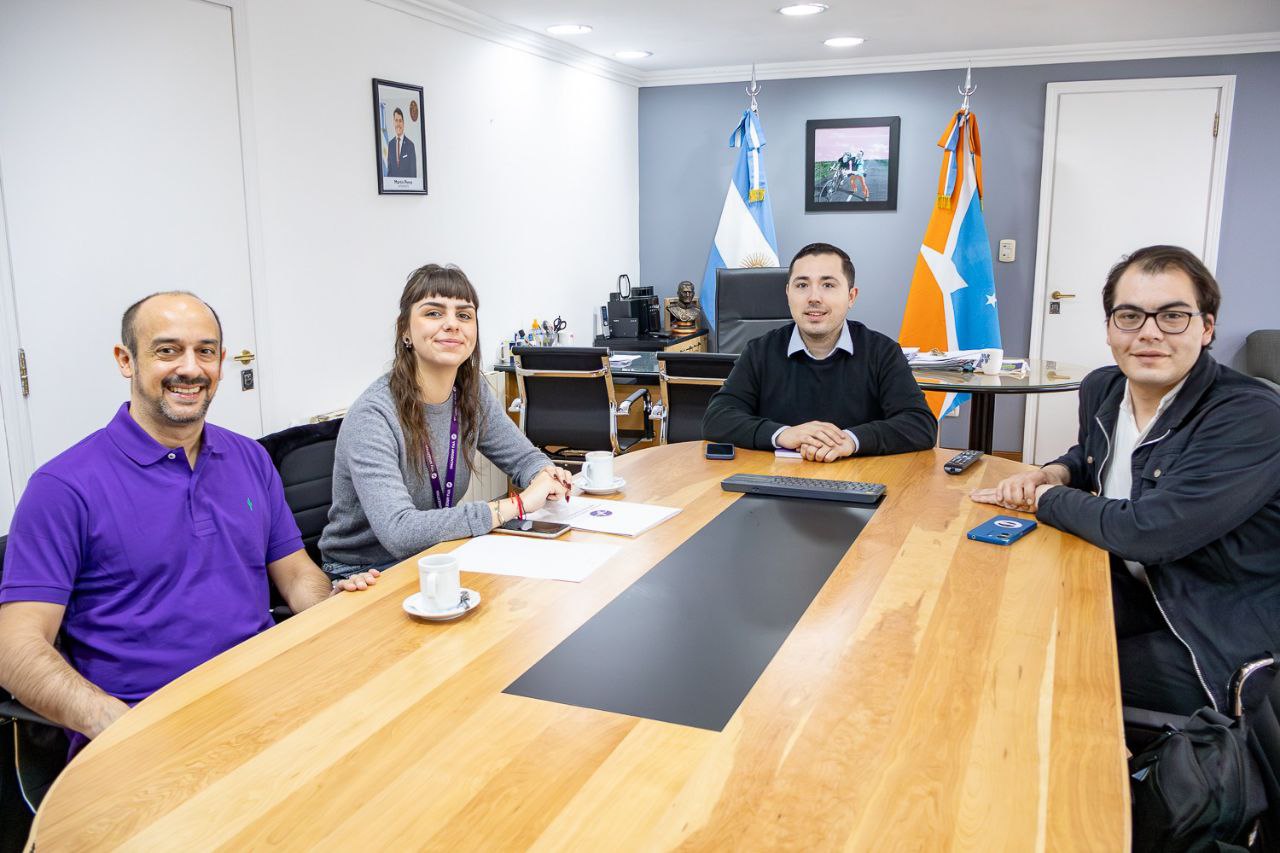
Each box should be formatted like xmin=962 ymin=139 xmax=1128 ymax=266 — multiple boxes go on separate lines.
xmin=530 ymin=499 xmax=681 ymax=537
xmin=451 ymin=535 xmax=620 ymax=583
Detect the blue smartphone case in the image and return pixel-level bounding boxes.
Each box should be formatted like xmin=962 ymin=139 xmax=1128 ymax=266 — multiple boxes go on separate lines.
xmin=967 ymin=515 xmax=1038 ymax=545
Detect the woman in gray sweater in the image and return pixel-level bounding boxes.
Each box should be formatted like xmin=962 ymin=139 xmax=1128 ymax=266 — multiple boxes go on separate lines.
xmin=319 ymin=264 xmax=573 ymax=578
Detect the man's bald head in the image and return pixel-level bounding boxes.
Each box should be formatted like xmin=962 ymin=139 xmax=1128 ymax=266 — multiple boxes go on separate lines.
xmin=121 ymin=291 xmax=223 ymax=356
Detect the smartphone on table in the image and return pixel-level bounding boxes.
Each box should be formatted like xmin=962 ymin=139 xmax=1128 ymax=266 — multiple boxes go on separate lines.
xmin=493 ymin=518 xmax=572 ymax=539
xmin=967 ymin=515 xmax=1038 ymax=545
xmin=705 ymin=442 xmax=736 ymax=460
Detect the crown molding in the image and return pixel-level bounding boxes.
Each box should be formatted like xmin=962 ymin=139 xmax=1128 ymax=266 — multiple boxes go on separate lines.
xmin=638 ymin=32 xmax=1280 ymax=87
xmin=359 ymin=6 xmax=1278 ymax=92
xmin=366 ymin=0 xmax=645 ymax=87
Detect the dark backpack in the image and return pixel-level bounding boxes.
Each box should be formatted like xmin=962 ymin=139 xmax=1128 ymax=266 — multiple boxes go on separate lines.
xmin=1129 ymin=707 xmax=1268 ymax=852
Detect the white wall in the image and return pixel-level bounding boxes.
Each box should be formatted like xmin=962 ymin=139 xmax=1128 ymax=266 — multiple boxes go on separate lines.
xmin=242 ymin=0 xmax=640 ymax=429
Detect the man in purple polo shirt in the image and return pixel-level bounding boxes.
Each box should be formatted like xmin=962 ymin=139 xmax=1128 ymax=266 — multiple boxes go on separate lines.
xmin=0 ymin=292 xmax=378 ymax=755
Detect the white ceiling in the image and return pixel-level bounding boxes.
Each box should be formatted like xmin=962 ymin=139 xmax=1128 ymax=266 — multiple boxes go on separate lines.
xmin=435 ymin=0 xmax=1280 ymax=82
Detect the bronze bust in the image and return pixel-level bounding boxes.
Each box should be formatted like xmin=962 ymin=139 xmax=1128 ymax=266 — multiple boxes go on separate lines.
xmin=667 ymin=281 xmax=702 ymax=332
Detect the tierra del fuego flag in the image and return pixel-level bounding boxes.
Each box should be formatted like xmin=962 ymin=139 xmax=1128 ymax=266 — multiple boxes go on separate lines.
xmin=699 ymin=109 xmax=780 ymax=328
xmin=899 ymin=108 xmax=1002 ymax=418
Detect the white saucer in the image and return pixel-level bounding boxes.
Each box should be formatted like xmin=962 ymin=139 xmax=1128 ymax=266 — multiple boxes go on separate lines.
xmin=403 ymin=589 xmax=481 ymax=621
xmin=574 ymin=475 xmax=625 ymax=495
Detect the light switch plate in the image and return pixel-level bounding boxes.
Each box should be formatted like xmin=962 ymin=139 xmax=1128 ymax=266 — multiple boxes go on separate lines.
xmin=998 ymin=239 xmax=1016 ymax=262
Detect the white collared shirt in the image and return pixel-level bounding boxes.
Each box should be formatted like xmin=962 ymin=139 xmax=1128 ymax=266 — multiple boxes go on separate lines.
xmin=786 ymin=323 xmax=853 ymax=360
xmin=1103 ymin=377 xmax=1186 ymax=580
xmin=771 ymin=324 xmax=860 ymax=453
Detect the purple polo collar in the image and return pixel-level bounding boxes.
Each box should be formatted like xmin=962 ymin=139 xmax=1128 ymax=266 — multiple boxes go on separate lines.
xmin=105 ymin=402 xmax=222 ymax=466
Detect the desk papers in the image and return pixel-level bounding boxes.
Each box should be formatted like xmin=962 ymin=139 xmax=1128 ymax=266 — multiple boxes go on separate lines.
xmin=452 ymin=536 xmax=619 ymax=583
xmin=608 ymin=354 xmax=641 ymax=366
xmin=531 ymin=499 xmax=681 ymax=537
xmin=906 ymin=348 xmax=987 ymax=370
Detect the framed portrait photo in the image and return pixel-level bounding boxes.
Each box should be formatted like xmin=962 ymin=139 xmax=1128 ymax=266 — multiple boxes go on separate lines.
xmin=805 ymin=116 xmax=900 ymax=212
xmin=372 ymin=78 xmax=427 ymax=195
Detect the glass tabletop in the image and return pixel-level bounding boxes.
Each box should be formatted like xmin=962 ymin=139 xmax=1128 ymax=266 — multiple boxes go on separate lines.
xmin=493 ymin=352 xmax=1092 ymax=389
xmin=911 ymin=358 xmax=1091 ymax=393
xmin=602 ymin=351 xmax=660 ymax=377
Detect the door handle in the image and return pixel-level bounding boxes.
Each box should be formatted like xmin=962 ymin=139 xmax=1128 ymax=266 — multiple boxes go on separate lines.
xmin=1051 ymin=291 xmax=1076 ymax=300
xmin=233 ymin=349 xmax=255 ymax=365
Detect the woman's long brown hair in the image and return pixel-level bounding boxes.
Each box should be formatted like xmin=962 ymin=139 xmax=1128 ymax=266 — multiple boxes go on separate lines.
xmin=389 ymin=264 xmax=485 ymax=482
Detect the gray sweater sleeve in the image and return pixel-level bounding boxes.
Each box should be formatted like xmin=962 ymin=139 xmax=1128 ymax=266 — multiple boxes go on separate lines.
xmin=474 ymin=381 xmax=551 ymax=488
xmin=341 ymin=401 xmax=495 ymax=561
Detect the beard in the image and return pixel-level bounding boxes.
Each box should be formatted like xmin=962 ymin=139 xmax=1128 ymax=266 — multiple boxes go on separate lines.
xmin=137 ymin=375 xmax=215 ymax=425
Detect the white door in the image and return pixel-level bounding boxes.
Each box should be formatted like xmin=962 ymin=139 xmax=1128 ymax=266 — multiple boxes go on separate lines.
xmin=0 ymin=397 xmax=14 ymax=532
xmin=0 ymin=0 xmax=262 ymax=488
xmin=1023 ymin=77 xmax=1232 ymax=464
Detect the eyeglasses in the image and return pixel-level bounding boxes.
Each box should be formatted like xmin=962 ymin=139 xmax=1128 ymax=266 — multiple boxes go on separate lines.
xmin=1108 ymin=308 xmax=1203 ymax=334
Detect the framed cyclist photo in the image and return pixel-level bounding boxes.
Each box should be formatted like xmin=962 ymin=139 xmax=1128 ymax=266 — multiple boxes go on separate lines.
xmin=372 ymin=78 xmax=428 ymax=195
xmin=805 ymin=116 xmax=900 ymax=212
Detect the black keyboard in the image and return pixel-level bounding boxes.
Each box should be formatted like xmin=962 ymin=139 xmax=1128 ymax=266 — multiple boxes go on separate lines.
xmin=720 ymin=473 xmax=886 ymax=504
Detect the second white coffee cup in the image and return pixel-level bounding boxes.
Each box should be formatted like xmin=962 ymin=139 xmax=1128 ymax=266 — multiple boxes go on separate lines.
xmin=979 ymin=348 xmax=1004 ymax=376
xmin=581 ymin=450 xmax=614 ymax=489
xmin=419 ymin=554 xmax=461 ymax=612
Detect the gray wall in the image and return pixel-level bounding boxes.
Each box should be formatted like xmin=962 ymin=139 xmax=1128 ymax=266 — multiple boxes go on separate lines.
xmin=639 ymin=52 xmax=1280 ymax=453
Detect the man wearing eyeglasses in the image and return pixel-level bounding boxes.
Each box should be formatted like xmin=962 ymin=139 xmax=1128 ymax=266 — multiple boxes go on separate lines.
xmin=972 ymin=244 xmax=1280 ymax=716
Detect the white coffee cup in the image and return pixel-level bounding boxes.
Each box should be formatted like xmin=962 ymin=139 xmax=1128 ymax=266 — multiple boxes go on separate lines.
xmin=419 ymin=554 xmax=461 ymax=612
xmin=979 ymin=348 xmax=1004 ymax=375
xmin=581 ymin=450 xmax=614 ymax=489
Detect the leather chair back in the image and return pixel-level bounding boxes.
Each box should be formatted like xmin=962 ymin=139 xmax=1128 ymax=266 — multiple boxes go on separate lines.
xmin=513 ymin=347 xmax=617 ymax=452
xmin=714 ymin=267 xmax=792 ymax=353
xmin=257 ymin=418 xmax=343 ymax=564
xmin=656 ymin=352 xmax=739 ymax=444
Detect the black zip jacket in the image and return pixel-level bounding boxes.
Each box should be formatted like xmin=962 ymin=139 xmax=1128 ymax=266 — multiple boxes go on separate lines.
xmin=1036 ymin=351 xmax=1280 ymax=711
xmin=701 ymin=320 xmax=937 ymax=455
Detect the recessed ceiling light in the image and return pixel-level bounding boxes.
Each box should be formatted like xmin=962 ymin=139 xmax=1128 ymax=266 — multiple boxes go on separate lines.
xmin=824 ymin=36 xmax=865 ymax=47
xmin=614 ymin=50 xmax=653 ymax=60
xmin=546 ymin=24 xmax=592 ymax=35
xmin=779 ymin=3 xmax=828 ymax=15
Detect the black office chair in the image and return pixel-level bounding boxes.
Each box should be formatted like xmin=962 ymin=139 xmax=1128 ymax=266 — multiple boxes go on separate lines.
xmin=1245 ymin=330 xmax=1280 ymax=393
xmin=258 ymin=418 xmax=344 ymax=619
xmin=652 ymin=352 xmax=739 ymax=444
xmin=509 ymin=346 xmax=651 ymax=467
xmin=713 ymin=266 xmax=792 ymax=354
xmin=0 ymin=534 xmax=68 ymax=833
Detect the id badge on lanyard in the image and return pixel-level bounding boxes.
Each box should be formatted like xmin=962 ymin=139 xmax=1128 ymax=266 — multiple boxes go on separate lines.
xmin=424 ymin=394 xmax=460 ymax=508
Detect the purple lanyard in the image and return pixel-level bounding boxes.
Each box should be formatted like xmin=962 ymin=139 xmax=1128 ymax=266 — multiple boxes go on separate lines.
xmin=424 ymin=393 xmax=461 ymax=509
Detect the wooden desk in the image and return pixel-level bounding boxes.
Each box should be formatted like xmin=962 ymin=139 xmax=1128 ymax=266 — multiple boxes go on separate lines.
xmin=31 ymin=446 xmax=1127 ymax=850
xmin=590 ymin=331 xmax=708 ymax=353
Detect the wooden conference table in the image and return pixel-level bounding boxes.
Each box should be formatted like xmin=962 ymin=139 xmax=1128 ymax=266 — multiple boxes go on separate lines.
xmin=30 ymin=444 xmax=1127 ymax=850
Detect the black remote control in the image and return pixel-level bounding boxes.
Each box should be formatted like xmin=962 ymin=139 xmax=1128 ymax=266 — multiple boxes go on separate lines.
xmin=944 ymin=449 xmax=983 ymax=474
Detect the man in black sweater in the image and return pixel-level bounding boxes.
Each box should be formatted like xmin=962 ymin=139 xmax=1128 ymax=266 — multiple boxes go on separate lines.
xmin=703 ymin=243 xmax=936 ymax=459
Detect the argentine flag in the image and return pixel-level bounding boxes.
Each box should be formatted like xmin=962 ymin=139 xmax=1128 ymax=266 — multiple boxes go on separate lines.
xmin=699 ymin=109 xmax=780 ymax=328
xmin=379 ymin=101 xmax=390 ymax=176
xmin=899 ymin=108 xmax=1002 ymax=418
